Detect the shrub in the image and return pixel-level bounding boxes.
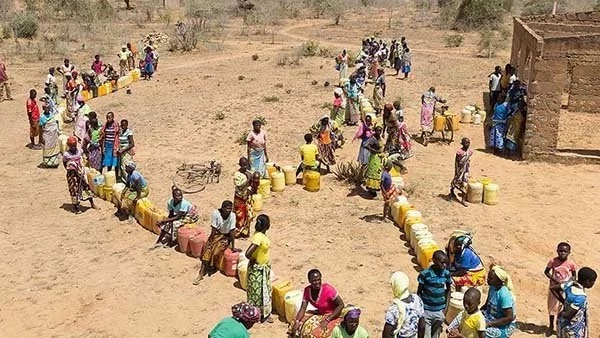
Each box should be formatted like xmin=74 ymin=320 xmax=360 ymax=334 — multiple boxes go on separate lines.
xmin=300 ymin=40 xmax=320 ymax=57
xmin=333 ymin=161 xmax=366 ymax=185
xmin=521 ymin=0 xmax=554 ymax=16
xmin=236 ymin=131 xmax=247 ymax=145
xmin=274 ymin=83 xmax=284 ymax=88
xmin=254 ymin=115 xmax=268 ymax=125
xmin=454 ymin=0 xmax=506 ymax=30
xmin=262 ymin=96 xmax=279 ymax=103
xmin=10 ymin=11 xmax=39 ymax=39
xmin=478 ymin=29 xmax=496 ymax=58
xmin=214 ymin=112 xmax=226 ymax=120
xmin=445 ymin=34 xmax=464 ymax=47
xmin=1 ymin=23 xmax=12 ymax=39
xmin=238 ymin=75 xmax=245 ymax=80
xmin=252 ymin=54 xmax=259 ymax=61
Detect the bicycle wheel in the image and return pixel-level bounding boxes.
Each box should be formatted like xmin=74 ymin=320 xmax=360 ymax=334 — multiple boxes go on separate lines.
xmin=172 ymin=176 xmax=206 ymax=194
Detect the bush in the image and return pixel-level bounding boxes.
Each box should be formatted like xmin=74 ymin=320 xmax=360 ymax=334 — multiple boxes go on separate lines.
xmin=10 ymin=11 xmax=39 ymax=39
xmin=521 ymin=0 xmax=554 ymax=16
xmin=262 ymin=96 xmax=279 ymax=103
xmin=214 ymin=112 xmax=226 ymax=120
xmin=1 ymin=23 xmax=12 ymax=39
xmin=300 ymin=40 xmax=320 ymax=57
xmin=333 ymin=161 xmax=366 ymax=185
xmin=445 ymin=34 xmax=464 ymax=47
xmin=454 ymin=0 xmax=506 ymax=30
xmin=252 ymin=54 xmax=259 ymax=61
xmin=254 ymin=115 xmax=268 ymax=125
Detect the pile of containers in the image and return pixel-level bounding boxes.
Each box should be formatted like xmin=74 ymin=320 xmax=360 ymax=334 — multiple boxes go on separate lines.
xmin=460 ymin=105 xmax=486 ymax=126
xmin=467 ymin=177 xmax=500 ymax=205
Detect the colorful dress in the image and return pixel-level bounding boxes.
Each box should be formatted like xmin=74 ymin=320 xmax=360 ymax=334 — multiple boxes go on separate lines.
xmin=39 ymin=113 xmax=60 ymax=168
xmin=420 ymin=90 xmax=442 ymax=133
xmin=354 ymin=121 xmax=373 ymax=165
xmin=384 ymin=295 xmax=425 ymax=338
xmin=119 ymin=170 xmax=149 ymax=212
xmin=247 ymin=231 xmax=272 ymax=320
xmin=209 ymin=317 xmax=249 ymax=338
xmin=373 ymin=74 xmax=385 ymax=110
xmin=201 ymin=209 xmax=236 ymax=272
xmin=381 ymin=170 xmax=400 ymax=204
xmin=101 ymin=121 xmax=119 ymax=169
xmin=558 ymin=281 xmax=589 ymax=338
xmin=344 ymin=81 xmax=360 ymax=125
xmin=452 ymin=246 xmax=486 ymax=287
xmin=233 ymin=170 xmax=253 ymax=238
xmin=451 ymin=148 xmax=473 ymax=190
xmin=489 ymin=102 xmax=510 ymax=151
xmin=84 ymin=125 xmax=102 ymax=170
xmin=118 ymin=128 xmax=135 ymax=183
xmin=317 ymin=124 xmax=336 ymax=166
xmin=63 ymin=149 xmax=93 ymax=205
xmin=247 ymin=130 xmax=267 ymax=178
xmin=505 ymin=109 xmax=524 ymax=152
xmin=547 ymin=258 xmax=577 ymax=316
xmin=330 ymin=325 xmax=369 ymax=338
xmin=161 ymin=198 xmax=199 ymax=240
xmin=483 ymin=285 xmax=516 ymax=338
xmin=365 ymin=136 xmax=383 ymax=192
xmin=296 ymin=284 xmax=342 ymax=338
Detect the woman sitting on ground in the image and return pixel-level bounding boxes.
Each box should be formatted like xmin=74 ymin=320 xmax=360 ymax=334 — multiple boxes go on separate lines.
xmin=482 ymin=265 xmax=517 ymax=338
xmin=152 ymin=186 xmax=199 ymax=249
xmin=209 ymin=302 xmax=261 ymax=338
xmin=447 ymin=235 xmax=486 ymax=289
xmin=382 ymin=271 xmax=425 ymax=338
xmin=116 ymin=162 xmax=149 ymax=217
xmin=195 ymin=200 xmax=239 ymax=284
xmin=331 ymin=306 xmax=369 ymax=338
xmin=291 ymin=269 xmax=345 ymax=338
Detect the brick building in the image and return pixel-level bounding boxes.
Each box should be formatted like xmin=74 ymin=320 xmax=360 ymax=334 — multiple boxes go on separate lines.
xmin=510 ymin=11 xmax=600 ymax=162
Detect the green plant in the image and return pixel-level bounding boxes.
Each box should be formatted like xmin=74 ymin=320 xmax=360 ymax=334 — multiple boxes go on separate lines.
xmin=445 ymin=34 xmax=464 ymax=47
xmin=300 ymin=40 xmax=320 ymax=57
xmin=333 ymin=161 xmax=367 ymax=185
xmin=454 ymin=0 xmax=507 ymax=30
xmin=214 ymin=112 xmax=226 ymax=120
xmin=254 ymin=116 xmax=268 ymax=126
xmin=1 ymin=23 xmax=12 ymax=39
xmin=521 ymin=0 xmax=555 ymax=15
xmin=321 ymin=102 xmax=333 ymax=110
xmin=10 ymin=11 xmax=39 ymax=39
xmin=263 ymin=96 xmax=279 ymax=103
xmin=235 ymin=131 xmax=248 ymax=145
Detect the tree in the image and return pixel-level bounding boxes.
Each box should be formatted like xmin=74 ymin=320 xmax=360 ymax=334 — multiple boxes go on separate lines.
xmin=454 ymin=0 xmax=506 ymax=30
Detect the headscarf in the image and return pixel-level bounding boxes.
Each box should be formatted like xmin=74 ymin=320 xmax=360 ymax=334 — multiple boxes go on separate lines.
xmin=491 ymin=265 xmax=515 ymax=299
xmin=125 ymin=161 xmax=136 ymax=171
xmin=76 ymin=95 xmax=84 ymax=103
xmin=231 ymin=302 xmax=261 ymax=324
xmin=67 ymin=136 xmax=78 ymax=147
xmin=342 ymin=305 xmax=361 ymax=321
xmin=334 ymin=87 xmax=343 ymax=96
xmin=390 ymin=271 xmax=410 ymax=333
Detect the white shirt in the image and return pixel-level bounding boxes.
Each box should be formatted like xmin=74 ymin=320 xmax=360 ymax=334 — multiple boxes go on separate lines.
xmin=489 ymin=73 xmax=501 ymax=92
xmin=508 ymin=74 xmax=517 ymax=84
xmin=211 ymin=209 xmax=236 ymax=234
xmin=60 ymin=64 xmax=75 ymax=74
xmin=45 ymin=74 xmax=56 ymax=86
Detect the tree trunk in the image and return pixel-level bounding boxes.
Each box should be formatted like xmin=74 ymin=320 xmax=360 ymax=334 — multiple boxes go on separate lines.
xmin=163 ymin=0 xmax=166 ymax=8
xmin=388 ymin=9 xmax=393 ymax=29
xmin=552 ymin=1 xmax=557 ymax=15
xmin=335 ymin=14 xmax=341 ymax=25
xmin=124 ymin=0 xmax=131 ymax=10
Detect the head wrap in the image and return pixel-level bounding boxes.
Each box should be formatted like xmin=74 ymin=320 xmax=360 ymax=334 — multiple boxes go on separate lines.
xmin=125 ymin=161 xmax=136 ymax=171
xmin=334 ymin=87 xmax=343 ymax=96
xmin=72 ymin=70 xmax=78 ymax=77
xmin=342 ymin=305 xmax=361 ymax=320
xmin=491 ymin=265 xmax=515 ymax=298
xmin=76 ymin=95 xmax=84 ymax=103
xmin=67 ymin=136 xmax=78 ymax=147
xmin=231 ymin=302 xmax=261 ymax=324
xmin=390 ymin=271 xmax=410 ymax=336
xmin=122 ymin=45 xmax=127 ymax=49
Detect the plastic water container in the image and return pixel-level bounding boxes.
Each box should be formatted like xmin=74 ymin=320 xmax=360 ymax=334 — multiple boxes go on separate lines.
xmin=283 ymin=166 xmax=297 ymax=185
xmin=220 ymin=248 xmax=239 ymax=277
xmin=391 ymin=200 xmax=409 ymax=224
xmin=266 ymin=162 xmax=277 ymax=178
xmin=86 ymin=168 xmax=99 ymax=189
xmin=403 ymin=210 xmax=423 ymax=234
xmin=258 ymin=179 xmax=271 ymax=199
xmin=304 ymin=170 xmax=320 ymax=192
xmin=251 ymin=194 xmax=263 ymax=212
xmin=130 ymin=69 xmax=141 ymax=82
xmin=464 ymin=105 xmax=476 ymax=112
xmin=177 ymin=226 xmax=199 ymax=254
xmin=409 ymin=223 xmax=429 ymax=247
xmin=398 ymin=204 xmax=414 ymax=226
xmin=434 ymin=115 xmax=446 ymax=132
xmin=111 ymin=183 xmax=126 ymax=205
xmin=272 ymin=280 xmax=293 ymax=317
xmin=134 ymin=198 xmax=151 ymax=224
xmin=237 ymin=258 xmax=249 ymax=290
xmin=445 ymin=292 xmax=465 ymax=324
xmin=392 ymin=176 xmax=404 ymax=189
xmin=270 ymin=171 xmax=285 ymax=192
xmin=117 ymin=75 xmax=133 ymax=89
xmin=102 ymin=185 xmax=113 ymax=202
xmin=189 ymin=231 xmax=208 ymax=258
xmin=484 ymin=183 xmax=499 ymax=205
xmin=467 ymin=181 xmax=483 ymax=204
xmin=416 ymin=238 xmax=437 ymax=264
xmin=460 ymin=109 xmax=472 ymax=123
xmin=58 ymin=134 xmax=69 ymax=154
xmin=145 ymin=207 xmax=167 ymax=235
xmin=284 ymin=290 xmax=303 ymax=324
xmin=104 ymin=171 xmax=116 ymax=187
xmin=472 ymin=113 xmax=482 ymax=125
xmin=413 ymin=230 xmax=433 ymax=249
xmin=418 ymin=240 xmax=440 ymax=269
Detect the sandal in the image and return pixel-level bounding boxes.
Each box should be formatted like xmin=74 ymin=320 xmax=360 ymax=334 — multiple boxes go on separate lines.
xmin=192 ymin=275 xmax=203 ymax=285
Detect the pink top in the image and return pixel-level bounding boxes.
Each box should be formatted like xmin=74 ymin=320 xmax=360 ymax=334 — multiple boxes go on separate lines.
xmin=91 ymin=60 xmax=104 ymax=74
xmin=353 ymin=122 xmax=373 ymax=141
xmin=247 ymin=130 xmax=266 ymax=149
xmin=303 ymin=283 xmax=338 ymax=314
xmin=333 ymin=97 xmax=343 ymax=108
xmin=547 ymin=258 xmax=576 ymax=286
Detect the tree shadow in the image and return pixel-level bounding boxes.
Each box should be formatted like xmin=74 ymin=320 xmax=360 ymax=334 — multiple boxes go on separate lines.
xmin=346 ymin=185 xmax=374 ymax=200
xmin=517 ymin=321 xmax=548 ymax=335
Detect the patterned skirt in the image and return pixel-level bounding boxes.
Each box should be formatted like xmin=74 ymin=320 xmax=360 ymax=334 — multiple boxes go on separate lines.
xmin=247 ymin=263 xmax=272 ymax=320
xmin=318 ymin=142 xmax=336 ymax=165
xmin=201 ymin=232 xmax=229 ymax=270
xmin=67 ymin=169 xmax=92 ymax=204
xmin=234 ymin=195 xmax=253 ymax=238
xmin=295 ymin=314 xmax=342 ymax=338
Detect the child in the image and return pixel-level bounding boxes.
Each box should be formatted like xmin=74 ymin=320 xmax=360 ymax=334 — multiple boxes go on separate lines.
xmin=296 ymin=133 xmax=320 ymax=178
xmin=552 ymin=267 xmax=596 ymax=338
xmin=544 ymin=242 xmax=577 ymax=336
xmin=417 ymin=250 xmax=452 ymax=338
xmin=448 ymin=137 xmax=472 ymax=207
xmin=447 ymin=288 xmax=486 ymax=338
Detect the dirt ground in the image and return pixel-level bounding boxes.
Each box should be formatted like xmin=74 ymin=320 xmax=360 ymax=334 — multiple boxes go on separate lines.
xmin=1 ymin=9 xmax=599 ymax=338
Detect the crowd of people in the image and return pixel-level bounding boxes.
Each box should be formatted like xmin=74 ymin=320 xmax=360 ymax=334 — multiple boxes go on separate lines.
xmin=3 ymin=31 xmax=597 ymax=338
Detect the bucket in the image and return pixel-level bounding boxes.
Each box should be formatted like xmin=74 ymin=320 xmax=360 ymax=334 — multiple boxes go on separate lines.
xmin=283 ymin=166 xmax=297 ymax=185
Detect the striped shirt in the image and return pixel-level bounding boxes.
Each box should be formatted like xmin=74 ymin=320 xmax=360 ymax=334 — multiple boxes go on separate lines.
xmin=103 ymin=124 xmax=117 ymax=144
xmin=418 ymin=267 xmax=452 ymax=312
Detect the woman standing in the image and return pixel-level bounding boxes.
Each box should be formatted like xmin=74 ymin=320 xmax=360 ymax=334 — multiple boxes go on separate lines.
xmin=447 ymin=235 xmax=486 ymax=288
xmin=317 ymin=116 xmax=336 ymax=172
xmin=373 ymin=68 xmax=386 ymax=114
xmin=100 ymin=112 xmax=119 ymax=173
xmin=82 ymin=112 xmax=102 ymax=171
xmin=489 ymin=102 xmax=510 ymax=155
xmin=553 ymin=267 xmax=597 ymax=338
xmin=45 ymin=67 xmax=59 ymax=104
xmin=291 ymin=269 xmax=345 ymax=338
xmin=245 ymin=215 xmax=273 ymax=323
xmin=39 ymin=104 xmax=60 ymax=168
xmin=246 ymin=120 xmax=268 ymax=178
xmin=196 ymin=201 xmax=239 ymax=284
xmin=364 ymin=126 xmax=384 ymax=197
xmin=337 ymin=50 xmax=349 ymax=82
xmin=420 ymin=87 xmax=445 ymax=146
xmin=62 ymin=136 xmax=96 ymax=213
xmin=482 ymin=266 xmax=517 ymax=338
xmin=383 ymin=271 xmax=425 ymax=338
xmin=143 ymin=46 xmax=155 ymax=80
xmin=353 ymin=115 xmax=374 ymax=165
xmin=118 ymin=119 xmax=135 ymax=184
xmin=383 ymin=103 xmax=400 ymax=153
xmin=401 ymin=48 xmax=412 ymax=79
xmin=449 ymin=137 xmax=472 ymax=207
xmin=381 ymin=162 xmax=401 ymax=222
xmin=234 ymin=157 xmax=257 ymax=238
xmin=344 ymin=75 xmax=360 ymax=126
xmin=331 ymin=88 xmax=345 ymax=131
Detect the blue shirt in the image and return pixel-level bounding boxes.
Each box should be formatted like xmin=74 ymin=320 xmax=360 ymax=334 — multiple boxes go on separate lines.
xmin=167 ymin=198 xmax=193 ymax=215
xmin=484 ymin=285 xmax=515 ymax=328
xmin=381 ymin=171 xmax=392 ymax=191
xmin=455 ymin=247 xmax=483 ymax=271
xmin=418 ymin=267 xmax=452 ymax=311
xmin=127 ymin=170 xmax=147 ymax=189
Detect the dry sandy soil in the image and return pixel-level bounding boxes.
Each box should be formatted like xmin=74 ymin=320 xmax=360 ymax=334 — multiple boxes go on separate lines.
xmin=1 ymin=8 xmax=599 ymax=338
